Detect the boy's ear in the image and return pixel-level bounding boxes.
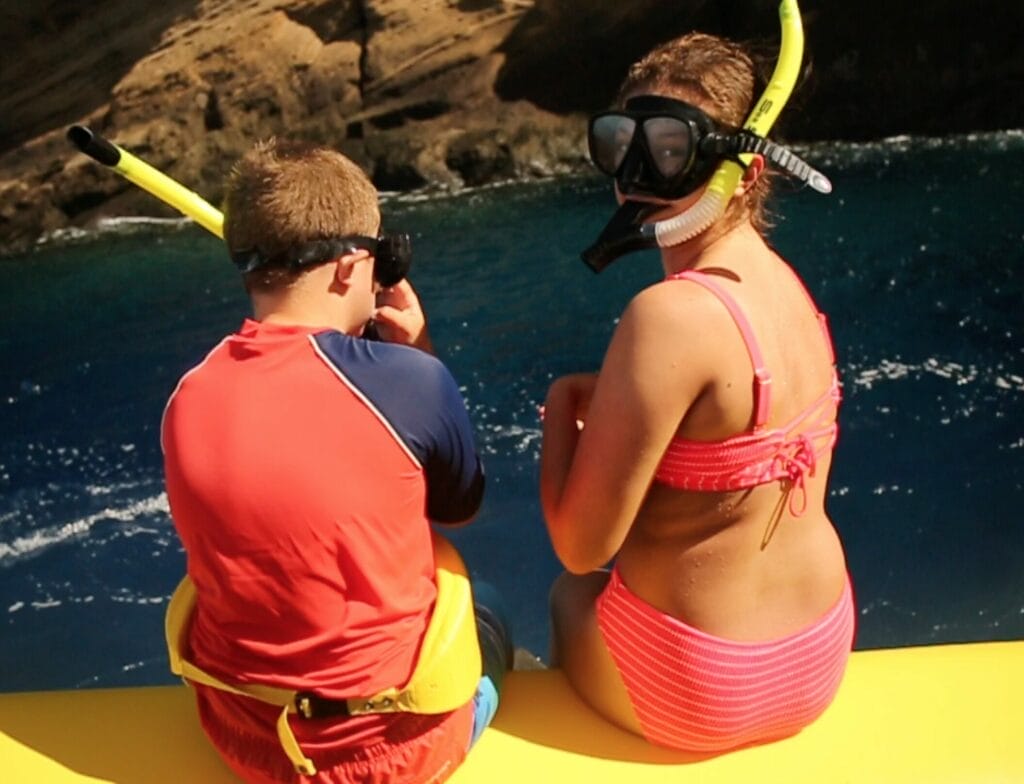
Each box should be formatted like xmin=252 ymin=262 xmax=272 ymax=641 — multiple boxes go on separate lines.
xmin=332 ymin=249 xmax=371 ymax=284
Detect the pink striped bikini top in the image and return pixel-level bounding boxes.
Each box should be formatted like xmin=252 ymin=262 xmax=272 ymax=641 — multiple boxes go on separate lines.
xmin=653 ymin=269 xmax=841 ymax=514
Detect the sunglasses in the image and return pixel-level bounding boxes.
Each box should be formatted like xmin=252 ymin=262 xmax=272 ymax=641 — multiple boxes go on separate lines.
xmin=231 ymin=233 xmax=413 ymax=287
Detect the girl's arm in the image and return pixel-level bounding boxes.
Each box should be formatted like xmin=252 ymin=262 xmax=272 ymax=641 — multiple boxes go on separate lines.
xmin=540 ymin=281 xmax=714 ymax=573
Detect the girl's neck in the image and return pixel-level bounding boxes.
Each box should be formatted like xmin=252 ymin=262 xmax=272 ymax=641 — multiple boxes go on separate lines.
xmin=660 ymin=220 xmax=763 ymax=277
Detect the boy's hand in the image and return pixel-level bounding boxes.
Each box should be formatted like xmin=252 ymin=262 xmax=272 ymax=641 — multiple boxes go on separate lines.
xmin=373 ymin=279 xmax=434 ymax=353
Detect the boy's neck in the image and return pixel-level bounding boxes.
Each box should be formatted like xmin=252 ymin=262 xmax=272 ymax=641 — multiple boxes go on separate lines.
xmin=251 ymin=274 xmax=366 ymax=336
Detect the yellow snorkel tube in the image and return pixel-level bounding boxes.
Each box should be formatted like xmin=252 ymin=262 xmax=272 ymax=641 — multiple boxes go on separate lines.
xmin=68 ymin=128 xmax=414 ymax=288
xmin=67 ymin=125 xmax=224 ymax=239
xmin=653 ymin=0 xmax=809 ymax=247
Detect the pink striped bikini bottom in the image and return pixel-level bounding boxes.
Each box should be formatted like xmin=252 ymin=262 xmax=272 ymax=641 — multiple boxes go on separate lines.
xmin=596 ymin=566 xmax=855 ymax=753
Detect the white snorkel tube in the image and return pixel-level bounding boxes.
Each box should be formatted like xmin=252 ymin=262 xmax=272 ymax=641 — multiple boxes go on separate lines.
xmin=582 ymin=0 xmax=828 ymax=271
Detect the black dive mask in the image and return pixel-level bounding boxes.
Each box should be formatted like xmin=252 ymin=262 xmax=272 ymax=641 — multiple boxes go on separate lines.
xmin=589 ymin=94 xmax=831 ymax=203
xmin=231 ymin=233 xmax=412 ymax=287
xmin=583 ymin=94 xmax=832 ymax=273
xmin=589 ymin=95 xmax=723 ymax=201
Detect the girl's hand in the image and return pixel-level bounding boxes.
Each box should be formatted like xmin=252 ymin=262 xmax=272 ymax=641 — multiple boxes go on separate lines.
xmin=549 ymin=372 xmax=599 ymax=426
xmin=373 ymin=279 xmax=434 ymax=352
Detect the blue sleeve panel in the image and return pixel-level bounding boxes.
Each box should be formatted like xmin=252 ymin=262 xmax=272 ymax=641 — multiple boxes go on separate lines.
xmin=313 ymin=331 xmax=485 ymax=523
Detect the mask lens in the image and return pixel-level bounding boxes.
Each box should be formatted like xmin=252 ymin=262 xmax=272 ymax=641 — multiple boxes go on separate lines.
xmin=374 ymin=233 xmax=412 ymax=287
xmin=589 ymin=115 xmax=637 ymax=176
xmin=642 ymin=117 xmax=694 ymax=179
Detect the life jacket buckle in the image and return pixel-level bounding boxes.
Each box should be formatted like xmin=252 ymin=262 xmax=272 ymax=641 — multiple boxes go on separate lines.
xmin=294 ymin=691 xmax=351 ymax=720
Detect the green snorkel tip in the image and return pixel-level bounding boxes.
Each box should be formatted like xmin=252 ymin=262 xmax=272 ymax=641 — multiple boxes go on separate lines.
xmin=67 ymin=125 xmax=121 ymax=168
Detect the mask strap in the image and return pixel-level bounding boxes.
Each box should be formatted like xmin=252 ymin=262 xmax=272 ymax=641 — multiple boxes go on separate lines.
xmin=702 ymin=133 xmax=832 ymax=193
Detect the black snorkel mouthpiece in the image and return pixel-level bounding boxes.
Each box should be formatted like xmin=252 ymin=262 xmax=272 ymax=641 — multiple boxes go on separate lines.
xmin=581 ymin=201 xmax=660 ymax=273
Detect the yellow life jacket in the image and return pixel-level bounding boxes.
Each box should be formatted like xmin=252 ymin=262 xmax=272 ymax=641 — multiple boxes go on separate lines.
xmin=164 ymin=534 xmax=482 ymax=776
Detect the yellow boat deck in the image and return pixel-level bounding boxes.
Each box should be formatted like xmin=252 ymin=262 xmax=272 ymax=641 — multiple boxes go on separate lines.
xmin=2 ymin=641 xmax=1022 ymax=783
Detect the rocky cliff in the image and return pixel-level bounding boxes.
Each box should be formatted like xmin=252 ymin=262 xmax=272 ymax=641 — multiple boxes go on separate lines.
xmin=1 ymin=0 xmax=1021 ymax=254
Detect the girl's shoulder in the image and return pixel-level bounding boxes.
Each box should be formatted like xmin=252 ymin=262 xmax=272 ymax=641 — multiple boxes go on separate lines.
xmin=622 ymin=274 xmax=737 ymax=337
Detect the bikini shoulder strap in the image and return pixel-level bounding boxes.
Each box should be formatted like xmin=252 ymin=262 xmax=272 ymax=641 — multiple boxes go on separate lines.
xmin=666 ymin=270 xmax=772 ymax=429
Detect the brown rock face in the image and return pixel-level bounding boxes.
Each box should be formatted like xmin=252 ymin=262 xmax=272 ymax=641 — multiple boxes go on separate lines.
xmin=1 ymin=0 xmax=1021 ymax=254
xmin=0 ymin=0 xmax=587 ymax=253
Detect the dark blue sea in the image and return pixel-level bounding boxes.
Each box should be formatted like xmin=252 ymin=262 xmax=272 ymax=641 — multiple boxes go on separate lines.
xmin=2 ymin=132 xmax=1022 ymax=692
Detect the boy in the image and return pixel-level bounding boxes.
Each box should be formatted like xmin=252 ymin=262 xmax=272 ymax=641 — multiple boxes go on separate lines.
xmin=162 ymin=139 xmax=504 ymax=783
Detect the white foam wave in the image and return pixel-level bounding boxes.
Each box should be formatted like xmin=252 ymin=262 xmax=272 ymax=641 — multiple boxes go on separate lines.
xmin=476 ymin=421 xmax=542 ymax=457
xmin=85 ymin=480 xmax=144 ymax=496
xmin=96 ymin=216 xmax=190 ymax=229
xmin=848 ymin=357 xmax=1023 ymax=391
xmin=110 ymin=594 xmax=167 ymax=605
xmin=810 ymin=128 xmax=1024 ymax=162
xmin=36 ymin=215 xmax=197 ymax=249
xmin=0 ymin=492 xmax=170 ymax=565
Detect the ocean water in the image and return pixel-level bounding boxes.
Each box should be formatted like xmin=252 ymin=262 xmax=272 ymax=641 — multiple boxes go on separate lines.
xmin=1 ymin=132 xmax=1022 ymax=692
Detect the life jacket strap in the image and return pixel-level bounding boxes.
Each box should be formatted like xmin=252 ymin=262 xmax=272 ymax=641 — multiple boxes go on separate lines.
xmin=164 ymin=534 xmax=481 ymax=777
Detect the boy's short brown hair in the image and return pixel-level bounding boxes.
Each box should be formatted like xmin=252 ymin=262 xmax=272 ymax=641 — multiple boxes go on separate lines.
xmin=223 ymin=139 xmax=380 ymax=292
